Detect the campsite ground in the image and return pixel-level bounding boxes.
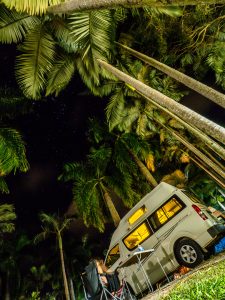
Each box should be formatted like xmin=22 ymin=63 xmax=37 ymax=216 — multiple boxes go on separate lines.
xmin=142 ymin=252 xmax=225 ymax=300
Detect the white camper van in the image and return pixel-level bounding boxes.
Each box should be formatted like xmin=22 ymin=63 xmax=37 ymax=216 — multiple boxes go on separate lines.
xmin=105 ymin=183 xmax=225 ymax=295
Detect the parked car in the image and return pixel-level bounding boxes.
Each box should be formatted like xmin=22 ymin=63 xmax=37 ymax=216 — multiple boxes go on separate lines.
xmin=105 ymin=182 xmax=225 ymax=295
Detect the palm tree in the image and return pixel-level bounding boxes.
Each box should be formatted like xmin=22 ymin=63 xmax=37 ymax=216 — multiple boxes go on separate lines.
xmin=97 ymin=59 xmax=225 ymax=145
xmin=117 ymin=43 xmax=225 ymax=109
xmin=47 ymin=0 xmax=225 ymax=14
xmin=59 ymin=145 xmax=140 ymax=231
xmin=34 ymin=213 xmax=75 ymax=300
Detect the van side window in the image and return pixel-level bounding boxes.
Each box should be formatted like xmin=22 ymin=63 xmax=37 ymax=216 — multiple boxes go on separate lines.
xmin=106 ymin=244 xmax=120 ymax=267
xmin=123 ymin=222 xmax=152 ymax=250
xmin=149 ymin=196 xmax=184 ymax=230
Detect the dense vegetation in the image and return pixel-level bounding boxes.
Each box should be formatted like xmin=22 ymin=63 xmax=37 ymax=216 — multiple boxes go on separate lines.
xmin=0 ymin=1 xmax=224 ymax=299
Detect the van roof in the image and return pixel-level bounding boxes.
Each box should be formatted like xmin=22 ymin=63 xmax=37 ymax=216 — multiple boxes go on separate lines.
xmin=109 ymin=182 xmax=178 ymax=247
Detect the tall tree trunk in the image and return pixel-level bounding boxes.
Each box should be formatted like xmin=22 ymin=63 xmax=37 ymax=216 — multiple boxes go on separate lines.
xmin=58 ymin=234 xmax=70 ymax=300
xmin=98 ymin=59 xmax=225 ymax=145
xmin=5 ymin=271 xmax=10 ymax=300
xmin=190 ymin=155 xmax=225 ymax=189
xmin=102 ymin=185 xmax=121 ymax=227
xmin=47 ymin=0 xmax=225 ymax=14
xmin=136 ymin=90 xmax=225 ymax=161
xmin=118 ymin=44 xmax=225 ymax=109
xmin=160 ymin=122 xmax=225 ymax=180
xmin=127 ymin=148 xmax=158 ymax=187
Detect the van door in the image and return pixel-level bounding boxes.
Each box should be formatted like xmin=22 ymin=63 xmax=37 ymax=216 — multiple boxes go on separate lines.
xmin=121 ymin=220 xmax=159 ymax=293
xmin=148 ymin=195 xmax=187 ymax=270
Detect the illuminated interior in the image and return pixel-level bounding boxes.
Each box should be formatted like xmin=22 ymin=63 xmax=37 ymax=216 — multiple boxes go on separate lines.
xmin=151 ymin=198 xmax=183 ymax=229
xmin=123 ymin=222 xmax=151 ymax=250
xmin=128 ymin=205 xmax=147 ymax=225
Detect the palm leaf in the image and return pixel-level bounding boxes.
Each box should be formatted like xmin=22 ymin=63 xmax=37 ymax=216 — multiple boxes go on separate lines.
xmin=73 ymin=178 xmax=105 ymax=232
xmin=106 ymin=88 xmax=126 ymax=131
xmin=0 ymin=5 xmax=40 ymax=43
xmin=46 ymin=53 xmax=75 ymax=96
xmin=0 ymin=203 xmax=16 ymax=233
xmin=1 ymin=0 xmax=61 ymax=15
xmin=16 ymin=23 xmax=55 ymax=99
xmin=0 ymin=177 xmax=9 ymax=194
xmin=0 ymin=128 xmax=29 ymax=175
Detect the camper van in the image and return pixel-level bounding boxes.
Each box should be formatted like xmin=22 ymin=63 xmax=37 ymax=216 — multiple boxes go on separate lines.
xmin=105 ymin=183 xmax=225 ymax=295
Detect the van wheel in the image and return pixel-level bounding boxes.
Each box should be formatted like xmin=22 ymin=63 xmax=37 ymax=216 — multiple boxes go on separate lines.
xmin=174 ymin=238 xmax=204 ymax=268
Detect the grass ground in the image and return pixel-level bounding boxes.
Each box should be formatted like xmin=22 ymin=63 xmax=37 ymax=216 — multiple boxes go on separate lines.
xmin=142 ymin=252 xmax=225 ymax=300
xmin=162 ymin=259 xmax=225 ymax=300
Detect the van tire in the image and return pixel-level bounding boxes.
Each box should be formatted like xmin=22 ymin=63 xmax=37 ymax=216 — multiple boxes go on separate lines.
xmin=174 ymin=238 xmax=204 ymax=268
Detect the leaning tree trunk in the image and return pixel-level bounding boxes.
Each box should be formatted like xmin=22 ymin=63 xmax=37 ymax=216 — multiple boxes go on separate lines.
xmin=159 ymin=122 xmax=225 ymax=180
xmin=101 ymin=184 xmax=121 ymax=227
xmin=97 ymin=59 xmax=225 ymax=145
xmin=58 ymin=233 xmax=70 ymax=300
xmin=135 ymin=90 xmax=225 ymax=161
xmin=190 ymin=155 xmax=225 ymax=189
xmin=47 ymin=0 xmax=225 ymax=14
xmin=118 ymin=44 xmax=225 ymax=109
xmin=127 ymin=148 xmax=158 ymax=188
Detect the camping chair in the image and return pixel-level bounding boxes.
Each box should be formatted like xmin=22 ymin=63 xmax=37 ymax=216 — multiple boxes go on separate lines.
xmin=81 ymin=260 xmax=135 ymax=300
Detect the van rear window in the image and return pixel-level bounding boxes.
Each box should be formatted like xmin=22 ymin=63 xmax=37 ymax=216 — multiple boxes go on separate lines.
xmin=123 ymin=221 xmax=152 ymax=250
xmin=149 ymin=196 xmax=185 ymax=231
xmin=128 ymin=205 xmax=147 ymax=225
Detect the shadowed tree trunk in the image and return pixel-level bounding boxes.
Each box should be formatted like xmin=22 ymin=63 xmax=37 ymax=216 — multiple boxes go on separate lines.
xmin=127 ymin=148 xmax=158 ymax=187
xmin=58 ymin=234 xmax=70 ymax=300
xmin=97 ymin=59 xmax=225 ymax=145
xmin=118 ymin=44 xmax=225 ymax=109
xmin=102 ymin=184 xmax=121 ymax=226
xmin=47 ymin=0 xmax=225 ymax=14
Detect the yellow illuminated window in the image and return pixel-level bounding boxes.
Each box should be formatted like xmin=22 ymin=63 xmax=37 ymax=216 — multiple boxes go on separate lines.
xmin=106 ymin=244 xmax=120 ymax=267
xmin=150 ymin=197 xmax=183 ymax=230
xmin=128 ymin=206 xmax=147 ymax=225
xmin=123 ymin=222 xmax=151 ymax=250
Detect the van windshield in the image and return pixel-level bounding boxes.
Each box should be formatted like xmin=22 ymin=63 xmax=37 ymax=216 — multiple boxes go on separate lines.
xmin=106 ymin=244 xmax=120 ymax=267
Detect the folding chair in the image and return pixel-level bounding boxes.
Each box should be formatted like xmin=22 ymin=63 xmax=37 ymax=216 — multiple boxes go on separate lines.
xmin=81 ymin=260 xmax=136 ymax=300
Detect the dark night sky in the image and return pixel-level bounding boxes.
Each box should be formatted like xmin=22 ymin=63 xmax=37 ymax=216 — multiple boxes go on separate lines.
xmin=0 ymin=44 xmax=224 ymax=236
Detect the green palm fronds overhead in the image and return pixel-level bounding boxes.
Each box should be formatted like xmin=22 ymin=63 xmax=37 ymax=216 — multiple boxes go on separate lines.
xmin=0 ymin=5 xmax=40 ymax=44
xmin=1 ymin=0 xmax=62 ymax=15
xmin=0 ymin=128 xmax=29 ymax=175
xmin=16 ymin=23 xmax=56 ymax=99
xmin=69 ymin=10 xmax=116 ymax=93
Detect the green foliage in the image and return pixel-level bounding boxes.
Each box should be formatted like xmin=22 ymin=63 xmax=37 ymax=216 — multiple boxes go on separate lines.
xmin=163 ymin=260 xmax=225 ymax=300
xmin=1 ymin=0 xmax=61 ymax=15
xmin=0 ymin=5 xmax=40 ymax=43
xmin=16 ymin=23 xmax=56 ymax=99
xmin=0 ymin=128 xmax=29 ymax=175
xmin=0 ymin=203 xmax=16 ymax=234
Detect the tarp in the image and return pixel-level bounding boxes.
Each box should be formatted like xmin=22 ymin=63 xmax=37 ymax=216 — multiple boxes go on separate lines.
xmin=214 ymin=236 xmax=225 ymax=254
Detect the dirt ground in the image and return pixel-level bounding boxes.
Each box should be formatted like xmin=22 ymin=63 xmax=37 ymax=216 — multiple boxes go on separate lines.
xmin=141 ymin=252 xmax=225 ymax=300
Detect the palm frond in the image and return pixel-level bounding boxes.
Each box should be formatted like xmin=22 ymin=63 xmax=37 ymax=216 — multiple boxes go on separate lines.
xmin=106 ymin=88 xmax=126 ymax=131
xmin=58 ymin=162 xmax=85 ymax=182
xmin=46 ymin=53 xmax=75 ymax=96
xmin=0 ymin=203 xmax=16 ymax=233
xmin=0 ymin=5 xmax=40 ymax=43
xmin=0 ymin=128 xmax=29 ymax=175
xmin=73 ymin=179 xmax=105 ymax=232
xmin=1 ymin=0 xmax=61 ymax=15
xmin=16 ymin=23 xmax=55 ymax=99
xmin=34 ymin=230 xmax=50 ymax=244
xmin=0 ymin=177 xmax=9 ymax=194
xmin=69 ymin=10 xmax=114 ymax=60
xmin=88 ymin=146 xmax=112 ymax=175
xmin=51 ymin=17 xmax=79 ymax=53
